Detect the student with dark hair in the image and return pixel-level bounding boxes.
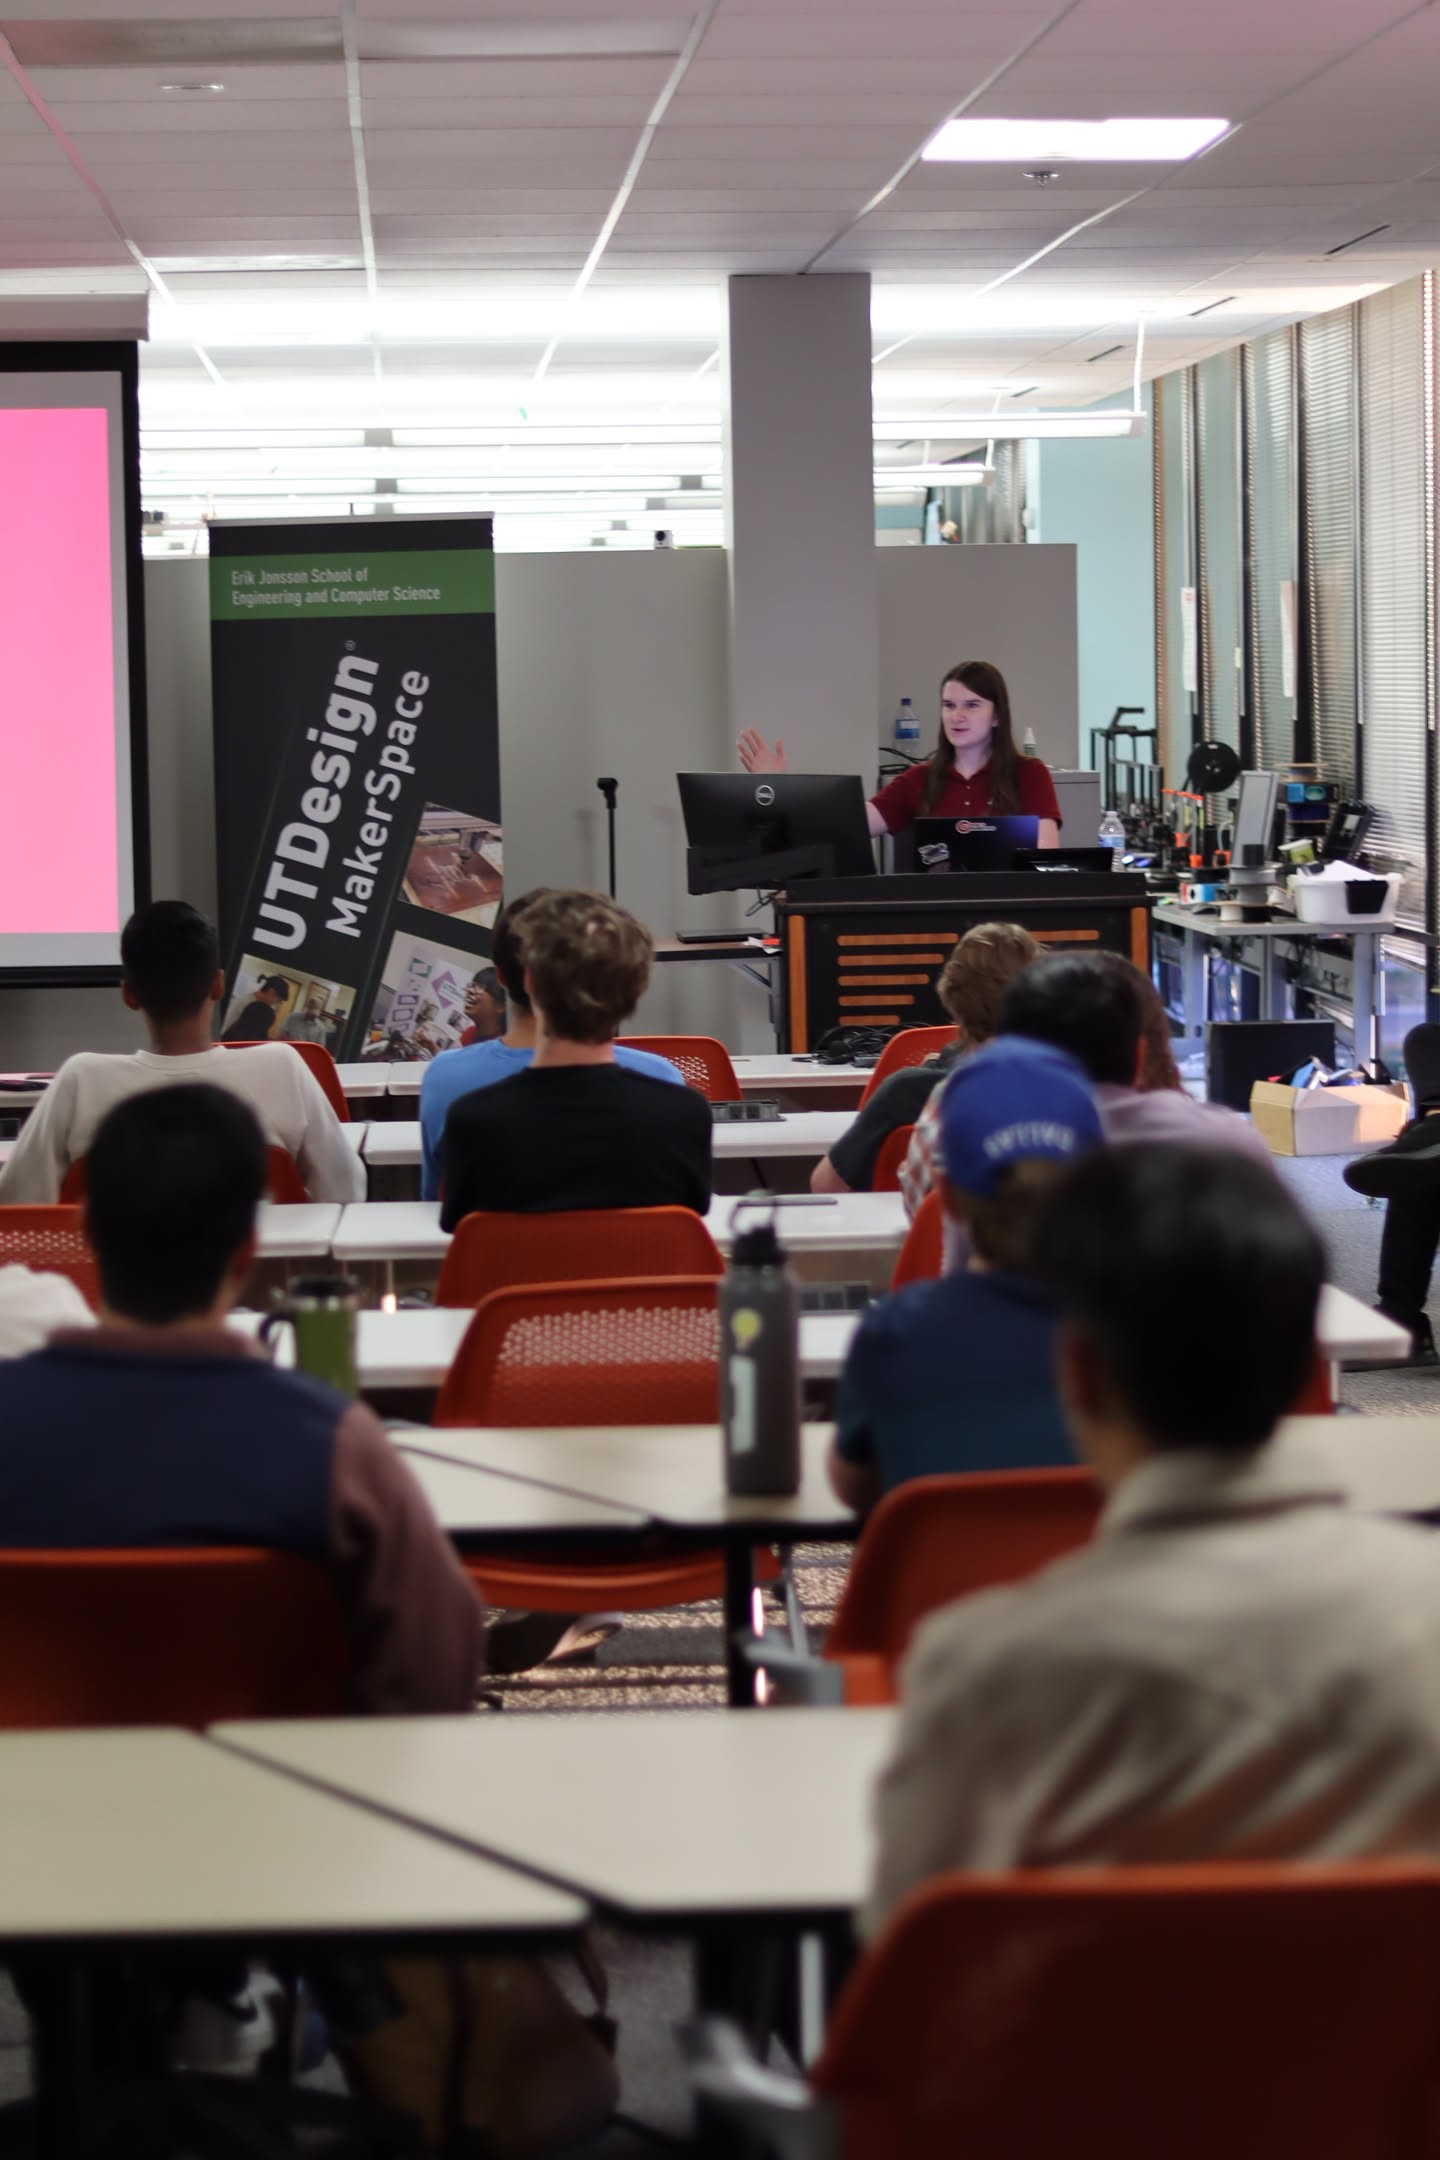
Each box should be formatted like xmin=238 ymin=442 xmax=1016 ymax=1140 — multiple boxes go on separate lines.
xmin=457 ymin=966 xmax=506 ymax=1047
xmin=418 ymin=889 xmax=683 ymax=1200
xmin=0 ymin=901 xmax=363 ymax=1204
xmin=815 ymin=921 xmax=1039 ymax=1197
xmin=998 ymin=950 xmax=1270 ymax=1159
xmin=441 ymin=890 xmax=712 ymax=1225
xmin=865 ymin=1144 xmax=1440 ymax=1934
xmin=0 ymin=1084 xmax=482 ymax=1710
xmin=829 ymin=1037 xmax=1101 ymax=1512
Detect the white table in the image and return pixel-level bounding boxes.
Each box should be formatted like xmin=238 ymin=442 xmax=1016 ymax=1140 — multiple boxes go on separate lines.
xmin=0 ymin=1727 xmax=584 ymax=2148
xmin=730 ymin=1054 xmax=872 ymax=1100
xmin=0 ymin=1139 xmax=11 ymax=1167
xmin=1289 ymin=1414 xmax=1440 ymax=1515
xmin=215 ymin=1707 xmax=895 ymax=1927
xmin=1153 ymin=902 xmax=1382 ymax=1067
xmin=1317 ymin=1285 xmax=1409 ymax=1382
xmin=359 ymin=1111 xmax=853 ymax=1173
xmin=399 ymin=1448 xmax=651 ymax=1541
xmin=403 ymin=1422 xmax=856 ymax=1705
xmin=387 ymin=1064 xmax=425 ymax=1098
xmin=335 ymin=1062 xmax=391 ymax=1101
xmin=234 ymin=1303 xmax=862 ymax=1391
xmin=253 ymin=1202 xmax=343 ymax=1262
xmin=344 ymin=1123 xmax=366 ymax=1154
xmin=331 ymin=1192 xmax=911 ymax=1290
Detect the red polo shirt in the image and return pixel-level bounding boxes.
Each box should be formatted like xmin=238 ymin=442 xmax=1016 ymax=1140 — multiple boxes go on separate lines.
xmin=871 ymin=755 xmax=1062 ymax=835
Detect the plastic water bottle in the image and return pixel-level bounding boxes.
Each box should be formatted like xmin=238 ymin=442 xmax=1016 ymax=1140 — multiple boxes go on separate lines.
xmin=720 ymin=1205 xmax=800 ymax=1498
xmin=893 ymin=697 xmax=920 ymax=748
xmin=1022 ymin=727 xmax=1039 ymax=758
xmin=1098 ymin=808 xmax=1126 ymax=867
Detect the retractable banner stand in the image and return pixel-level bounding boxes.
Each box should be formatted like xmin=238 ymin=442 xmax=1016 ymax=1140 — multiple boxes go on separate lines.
xmin=209 ymin=517 xmax=501 ymax=1064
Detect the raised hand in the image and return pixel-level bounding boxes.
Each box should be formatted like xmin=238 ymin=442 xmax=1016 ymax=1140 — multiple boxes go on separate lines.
xmin=737 ymin=728 xmax=789 ymax=774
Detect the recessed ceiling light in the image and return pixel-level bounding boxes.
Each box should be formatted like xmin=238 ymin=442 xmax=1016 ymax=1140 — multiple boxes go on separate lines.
xmin=922 ymin=117 xmax=1229 ymax=164
xmin=159 ymin=81 xmax=226 ymax=95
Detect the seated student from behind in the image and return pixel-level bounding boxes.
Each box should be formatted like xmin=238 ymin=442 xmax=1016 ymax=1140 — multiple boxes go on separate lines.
xmin=814 ymin=921 xmax=1038 ymax=1196
xmin=998 ymin=949 xmax=1272 ymax=1161
xmin=829 ymin=1037 xmax=1101 ymax=1513
xmin=0 ymin=1083 xmax=481 ymax=1711
xmin=441 ymin=889 xmax=713 ymax=1225
xmin=419 ymin=888 xmax=684 ymax=1201
xmin=0 ymin=900 xmax=364 ymax=1206
xmin=865 ymin=1144 xmax=1440 ymax=1938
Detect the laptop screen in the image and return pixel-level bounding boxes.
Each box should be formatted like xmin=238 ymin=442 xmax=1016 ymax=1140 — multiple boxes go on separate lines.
xmin=913 ymin=815 xmax=1040 ymax=872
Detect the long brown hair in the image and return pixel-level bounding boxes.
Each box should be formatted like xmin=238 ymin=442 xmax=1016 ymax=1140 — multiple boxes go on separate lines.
xmin=920 ymin=660 xmax=1021 ymax=813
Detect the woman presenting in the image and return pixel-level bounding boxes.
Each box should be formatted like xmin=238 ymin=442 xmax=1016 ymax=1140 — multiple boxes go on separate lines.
xmin=737 ymin=659 xmax=1060 ymax=850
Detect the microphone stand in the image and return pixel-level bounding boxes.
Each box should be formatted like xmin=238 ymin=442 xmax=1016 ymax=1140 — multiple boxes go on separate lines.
xmin=596 ymin=777 xmax=618 ymax=898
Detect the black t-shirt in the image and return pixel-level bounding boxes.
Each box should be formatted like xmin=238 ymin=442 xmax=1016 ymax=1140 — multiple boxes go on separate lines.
xmin=828 ymin=1048 xmax=964 ymax=1191
xmin=439 ymin=1062 xmax=714 ymax=1228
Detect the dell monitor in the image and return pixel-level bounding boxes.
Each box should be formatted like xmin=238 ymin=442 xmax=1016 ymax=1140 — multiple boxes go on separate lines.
xmin=678 ymin=772 xmax=877 ymax=894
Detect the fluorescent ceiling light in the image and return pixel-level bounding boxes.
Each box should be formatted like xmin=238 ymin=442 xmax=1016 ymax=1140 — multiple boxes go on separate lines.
xmin=874 ymin=411 xmax=1145 ymax=441
xmin=922 ymin=117 xmax=1229 ymax=164
xmin=876 ymin=466 xmax=991 ymax=486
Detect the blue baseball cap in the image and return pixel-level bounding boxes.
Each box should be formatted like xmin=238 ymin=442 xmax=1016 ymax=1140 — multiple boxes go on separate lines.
xmin=940 ymin=1036 xmax=1102 ymax=1198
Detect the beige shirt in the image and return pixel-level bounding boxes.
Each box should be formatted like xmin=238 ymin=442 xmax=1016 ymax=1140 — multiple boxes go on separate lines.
xmin=0 ymin=1045 xmax=364 ymax=1206
xmin=866 ymin=1435 xmax=1440 ymax=1937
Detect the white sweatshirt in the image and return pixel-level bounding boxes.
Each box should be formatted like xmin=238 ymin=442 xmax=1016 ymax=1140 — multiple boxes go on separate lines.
xmin=0 ymin=1045 xmax=365 ymax=1206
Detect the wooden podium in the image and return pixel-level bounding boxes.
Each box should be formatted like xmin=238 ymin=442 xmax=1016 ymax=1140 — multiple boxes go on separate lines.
xmin=775 ymin=871 xmax=1153 ymax=1052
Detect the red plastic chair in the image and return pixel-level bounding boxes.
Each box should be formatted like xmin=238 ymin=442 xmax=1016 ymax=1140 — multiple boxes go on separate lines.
xmin=436 ymin=1205 xmax=723 ymax=1309
xmin=0 ymin=1205 xmax=99 ymax=1309
xmin=221 ymin=1037 xmax=351 ymax=1121
xmin=0 ymin=1549 xmax=351 ymax=1728
xmin=435 ymin=1278 xmax=784 ymax=1615
xmin=870 ymin=1123 xmax=915 ymax=1193
xmin=823 ymin=1468 xmax=1100 ymax=1704
xmin=60 ymin=1146 xmax=309 ymax=1208
xmin=858 ymin=1027 xmax=954 ymax=1106
xmin=808 ymin=1863 xmax=1440 ymax=2160
xmin=619 ymin=1035 xmax=741 ymax=1101
xmin=890 ymin=1188 xmax=944 ymax=1288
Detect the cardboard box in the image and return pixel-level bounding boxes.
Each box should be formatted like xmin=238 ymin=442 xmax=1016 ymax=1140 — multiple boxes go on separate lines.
xmin=1250 ymin=1079 xmax=1410 ymax=1156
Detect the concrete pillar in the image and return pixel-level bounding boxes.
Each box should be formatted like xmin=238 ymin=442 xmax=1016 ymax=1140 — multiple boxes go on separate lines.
xmin=724 ymin=274 xmax=877 ymax=779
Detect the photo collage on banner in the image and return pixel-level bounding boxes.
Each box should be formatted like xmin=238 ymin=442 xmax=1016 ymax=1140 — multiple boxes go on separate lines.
xmin=209 ymin=518 xmax=500 ymax=1064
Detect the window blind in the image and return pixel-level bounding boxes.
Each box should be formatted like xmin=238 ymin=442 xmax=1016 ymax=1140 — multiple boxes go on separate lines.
xmin=1196 ymin=350 xmax=1242 ymax=752
xmin=1299 ymin=308 xmax=1358 ymax=797
xmin=1359 ymin=277 xmax=1427 ymax=928
xmin=1243 ymin=329 xmax=1298 ymax=773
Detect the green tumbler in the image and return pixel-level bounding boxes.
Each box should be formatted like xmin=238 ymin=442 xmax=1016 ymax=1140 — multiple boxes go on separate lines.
xmin=260 ymin=1275 xmax=362 ymax=1396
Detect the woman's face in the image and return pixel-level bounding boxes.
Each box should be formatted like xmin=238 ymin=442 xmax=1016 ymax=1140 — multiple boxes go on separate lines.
xmin=465 ymin=981 xmax=505 ymax=1038
xmin=940 ymin=679 xmax=998 ymax=754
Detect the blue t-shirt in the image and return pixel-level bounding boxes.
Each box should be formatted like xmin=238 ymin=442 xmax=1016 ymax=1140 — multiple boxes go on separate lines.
xmin=833 ymin=1269 xmax=1073 ymax=1495
xmin=419 ymin=1038 xmax=685 ymax=1199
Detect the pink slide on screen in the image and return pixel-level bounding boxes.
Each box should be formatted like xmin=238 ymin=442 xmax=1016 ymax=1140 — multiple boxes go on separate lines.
xmin=0 ymin=406 xmax=117 ymax=935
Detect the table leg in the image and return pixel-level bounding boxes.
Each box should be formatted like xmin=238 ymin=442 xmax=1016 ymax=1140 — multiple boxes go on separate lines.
xmin=1353 ymin=932 xmax=1379 ymax=1070
xmin=723 ymin=1545 xmax=758 ymax=1709
xmin=1181 ymin=927 xmax=1206 ymax=1049
xmin=1262 ymin=941 xmax=1288 ymax=1024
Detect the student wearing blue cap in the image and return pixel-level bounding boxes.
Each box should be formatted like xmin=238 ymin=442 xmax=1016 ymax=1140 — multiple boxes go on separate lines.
xmin=828 ymin=1036 xmax=1102 ymax=1512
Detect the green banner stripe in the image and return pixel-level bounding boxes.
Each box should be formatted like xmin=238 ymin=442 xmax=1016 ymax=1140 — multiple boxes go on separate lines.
xmin=210 ymin=549 xmax=494 ymax=621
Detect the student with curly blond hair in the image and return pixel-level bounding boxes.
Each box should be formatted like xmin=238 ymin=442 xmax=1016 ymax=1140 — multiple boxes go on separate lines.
xmin=439 ymin=889 xmax=712 ymax=1225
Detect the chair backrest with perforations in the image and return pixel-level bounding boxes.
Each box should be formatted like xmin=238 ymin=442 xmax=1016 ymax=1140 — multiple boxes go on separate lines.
xmin=0 ymin=1206 xmax=100 ymax=1309
xmin=435 ymin=1277 xmax=721 ymax=1426
xmin=0 ymin=1547 xmax=351 ymax=1728
xmin=890 ymin=1188 xmax=944 ymax=1289
xmin=870 ymin=1123 xmax=916 ymax=1192
xmin=815 ymin=1864 xmax=1440 ymax=2160
xmin=220 ymin=1037 xmax=351 ymax=1120
xmin=618 ymin=1034 xmax=741 ymax=1102
xmin=825 ymin=1468 xmax=1099 ymax=1668
xmin=435 ymin=1205 xmax=723 ymax=1309
xmin=858 ymin=1027 xmax=955 ymax=1106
